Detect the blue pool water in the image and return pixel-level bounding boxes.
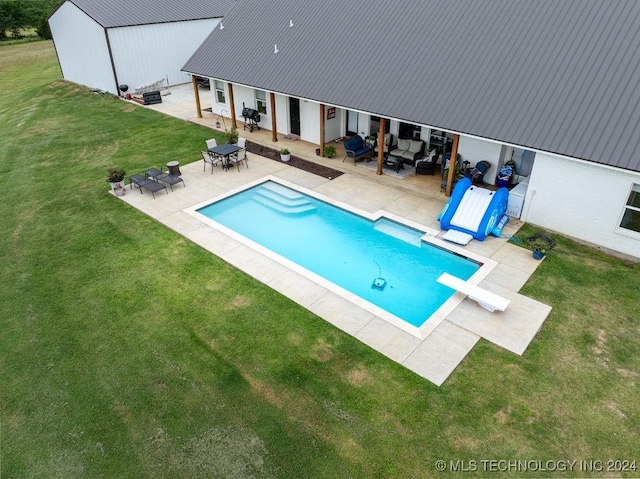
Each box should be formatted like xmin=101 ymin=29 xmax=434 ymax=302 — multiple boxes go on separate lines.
xmin=197 ymin=181 xmax=480 ymax=327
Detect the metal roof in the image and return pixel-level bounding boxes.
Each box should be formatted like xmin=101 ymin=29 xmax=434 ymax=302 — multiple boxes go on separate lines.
xmin=57 ymin=0 xmax=236 ymax=28
xmin=183 ymin=0 xmax=640 ymax=173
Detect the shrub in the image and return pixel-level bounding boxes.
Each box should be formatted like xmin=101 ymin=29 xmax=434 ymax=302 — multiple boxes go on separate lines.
xmin=107 ymin=167 xmax=127 ymax=183
xmin=323 ymin=145 xmax=336 ymax=158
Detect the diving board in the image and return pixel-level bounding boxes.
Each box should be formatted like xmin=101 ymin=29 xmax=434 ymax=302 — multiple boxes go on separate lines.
xmin=437 ymin=273 xmax=510 ymax=312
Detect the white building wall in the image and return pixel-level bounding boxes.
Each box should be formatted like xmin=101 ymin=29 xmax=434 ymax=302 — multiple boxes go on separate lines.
xmin=457 ymin=135 xmax=503 ymax=184
xmin=208 ymin=84 xmax=259 ymax=128
xmin=324 ymin=108 xmax=343 ymax=142
xmin=209 ymin=81 xmax=229 ymax=117
xmin=209 ymin=87 xmax=362 ymax=144
xmin=300 ymin=100 xmax=320 ymax=144
xmin=357 ymin=113 xmax=371 ymax=138
xmin=275 ymin=94 xmax=288 ymax=134
xmin=49 ymin=2 xmax=115 ymax=93
xmin=522 ymin=152 xmax=640 ymax=259
xmin=109 ymin=18 xmax=221 ymax=93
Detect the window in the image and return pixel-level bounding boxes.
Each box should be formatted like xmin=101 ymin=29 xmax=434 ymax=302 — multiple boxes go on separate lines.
xmin=255 ymin=89 xmax=267 ymax=114
xmin=620 ymin=184 xmax=640 ymax=233
xmin=214 ymin=80 xmax=225 ymax=104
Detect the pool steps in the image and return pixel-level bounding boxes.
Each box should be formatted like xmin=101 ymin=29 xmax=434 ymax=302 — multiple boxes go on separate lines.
xmin=252 ymin=184 xmax=317 ymax=216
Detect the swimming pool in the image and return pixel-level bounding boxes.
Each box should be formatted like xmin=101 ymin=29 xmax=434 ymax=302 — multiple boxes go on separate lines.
xmin=195 ymin=180 xmax=481 ymax=329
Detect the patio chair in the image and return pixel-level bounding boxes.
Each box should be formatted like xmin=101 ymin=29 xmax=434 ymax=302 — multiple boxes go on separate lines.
xmin=129 ymin=174 xmax=167 ymax=198
xmin=228 ymin=145 xmax=248 ymax=171
xmin=205 ymin=138 xmax=217 ymax=150
xmin=144 ymin=167 xmax=185 ymax=191
xmin=373 ymin=133 xmax=394 ymax=159
xmin=232 ymin=137 xmax=249 ymax=168
xmin=201 ymin=150 xmax=222 ymax=173
xmin=464 ymin=160 xmax=491 ymax=184
xmin=415 ymin=149 xmax=438 ymax=175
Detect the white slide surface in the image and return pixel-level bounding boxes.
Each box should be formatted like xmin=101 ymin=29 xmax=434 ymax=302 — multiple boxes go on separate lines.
xmin=450 ymin=187 xmax=494 ymax=232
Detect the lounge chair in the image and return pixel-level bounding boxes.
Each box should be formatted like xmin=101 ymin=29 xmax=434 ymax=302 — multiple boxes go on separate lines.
xmin=144 ymin=167 xmax=185 ymax=191
xmin=129 ymin=174 xmax=167 ymax=198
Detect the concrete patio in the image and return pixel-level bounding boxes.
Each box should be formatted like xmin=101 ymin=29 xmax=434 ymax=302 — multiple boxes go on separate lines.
xmin=116 ymin=143 xmax=552 ymax=385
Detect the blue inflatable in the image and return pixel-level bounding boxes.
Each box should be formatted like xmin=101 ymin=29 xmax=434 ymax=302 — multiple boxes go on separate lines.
xmin=438 ymin=177 xmax=509 ymax=240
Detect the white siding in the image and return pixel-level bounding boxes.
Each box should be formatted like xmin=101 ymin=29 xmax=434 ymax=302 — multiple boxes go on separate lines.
xmin=231 ymin=85 xmax=267 ymax=130
xmin=49 ymin=2 xmax=115 ymax=93
xmin=208 ymin=81 xmax=227 ymax=117
xmin=357 ymin=112 xmax=370 ymax=138
xmin=275 ymin=94 xmax=287 ymax=134
xmin=109 ymin=18 xmax=220 ymax=92
xmin=299 ymin=100 xmax=319 ymax=144
xmin=522 ymin=153 xmax=640 ymax=260
xmin=457 ymin=135 xmax=503 ymax=184
xmin=324 ymin=108 xmax=343 ymax=142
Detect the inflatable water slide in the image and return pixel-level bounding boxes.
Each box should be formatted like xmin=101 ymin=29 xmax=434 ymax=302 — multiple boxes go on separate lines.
xmin=438 ymin=177 xmax=510 ymax=242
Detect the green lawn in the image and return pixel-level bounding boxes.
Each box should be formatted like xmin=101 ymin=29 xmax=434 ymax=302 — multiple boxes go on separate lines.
xmin=1 ymin=41 xmax=639 ymax=478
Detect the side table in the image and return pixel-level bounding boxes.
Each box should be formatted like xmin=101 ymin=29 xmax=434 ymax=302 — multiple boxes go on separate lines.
xmin=166 ymin=161 xmax=181 ymax=176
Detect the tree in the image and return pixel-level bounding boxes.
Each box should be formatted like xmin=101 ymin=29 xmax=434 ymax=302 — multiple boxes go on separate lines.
xmin=0 ymin=0 xmax=57 ymax=39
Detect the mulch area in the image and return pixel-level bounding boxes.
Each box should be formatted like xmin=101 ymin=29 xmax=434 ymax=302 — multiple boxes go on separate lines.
xmin=245 ymin=141 xmax=344 ymax=180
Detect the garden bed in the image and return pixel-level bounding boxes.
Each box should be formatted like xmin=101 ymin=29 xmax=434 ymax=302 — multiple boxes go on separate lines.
xmin=245 ymin=140 xmax=344 ymax=180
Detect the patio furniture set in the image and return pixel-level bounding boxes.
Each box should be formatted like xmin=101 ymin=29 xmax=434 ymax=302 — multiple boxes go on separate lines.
xmin=202 ymin=137 xmax=249 ymax=173
xmin=129 ymin=166 xmax=185 ymax=198
xmin=344 ymin=134 xmax=439 ymax=174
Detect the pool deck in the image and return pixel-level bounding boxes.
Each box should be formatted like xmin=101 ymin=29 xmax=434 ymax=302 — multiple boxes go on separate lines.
xmin=117 ymin=153 xmax=552 ymax=386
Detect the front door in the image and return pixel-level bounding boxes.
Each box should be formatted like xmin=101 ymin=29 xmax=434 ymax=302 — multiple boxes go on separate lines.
xmin=289 ymin=97 xmax=300 ymax=136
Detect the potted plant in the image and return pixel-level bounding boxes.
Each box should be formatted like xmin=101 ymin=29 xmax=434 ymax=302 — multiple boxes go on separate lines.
xmin=525 ymin=233 xmax=555 ymax=260
xmin=107 ymin=167 xmax=127 ymax=196
xmin=224 ymin=126 xmax=238 ymax=144
xmin=280 ymin=148 xmax=291 ymax=162
xmin=323 ymin=145 xmax=336 ymax=158
xmin=530 ymin=240 xmax=547 ymax=260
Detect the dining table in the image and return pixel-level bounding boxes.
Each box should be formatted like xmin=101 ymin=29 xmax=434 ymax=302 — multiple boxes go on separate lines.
xmin=208 ymin=144 xmax=242 ymax=171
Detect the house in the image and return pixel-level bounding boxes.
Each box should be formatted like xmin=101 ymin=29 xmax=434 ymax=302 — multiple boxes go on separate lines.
xmin=48 ymin=0 xmax=235 ymax=95
xmin=182 ymin=0 xmax=640 ymax=261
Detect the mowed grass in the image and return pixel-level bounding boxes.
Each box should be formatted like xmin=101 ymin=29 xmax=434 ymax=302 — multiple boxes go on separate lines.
xmin=1 ymin=41 xmax=639 ymax=478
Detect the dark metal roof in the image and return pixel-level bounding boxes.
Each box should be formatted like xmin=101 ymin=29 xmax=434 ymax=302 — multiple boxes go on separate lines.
xmin=58 ymin=0 xmax=235 ymax=28
xmin=183 ymin=0 xmax=640 ymax=173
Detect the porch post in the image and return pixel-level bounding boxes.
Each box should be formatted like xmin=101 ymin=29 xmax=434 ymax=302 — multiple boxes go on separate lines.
xmin=228 ymin=83 xmax=237 ymax=130
xmin=445 ymin=134 xmax=460 ymax=197
xmin=270 ymin=92 xmax=278 ymax=142
xmin=376 ymin=118 xmax=386 ymax=175
xmin=192 ymin=76 xmax=202 ymax=119
xmin=320 ymin=104 xmax=326 ymax=157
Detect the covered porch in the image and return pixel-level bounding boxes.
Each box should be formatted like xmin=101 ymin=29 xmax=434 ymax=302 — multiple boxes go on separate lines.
xmin=142 ymin=82 xmax=449 ymax=201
